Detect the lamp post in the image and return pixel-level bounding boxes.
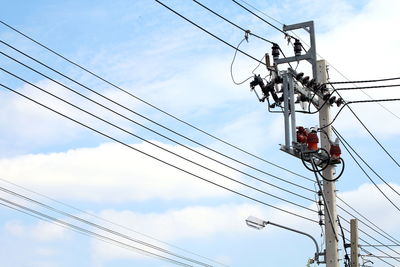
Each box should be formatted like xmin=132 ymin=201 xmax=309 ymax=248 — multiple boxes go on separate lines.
xmin=246 ymin=216 xmax=321 ymax=263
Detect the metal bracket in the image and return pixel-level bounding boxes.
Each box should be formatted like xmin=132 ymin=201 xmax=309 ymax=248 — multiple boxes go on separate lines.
xmin=274 ymin=21 xmax=318 ymax=79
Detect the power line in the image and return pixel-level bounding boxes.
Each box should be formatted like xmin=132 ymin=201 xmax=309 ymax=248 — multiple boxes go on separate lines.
xmin=361 ymin=255 xmax=400 ymax=260
xmin=191 ymin=0 xmax=275 ymax=45
xmin=337 ymin=197 xmax=400 ymax=246
xmin=155 ymin=0 xmax=265 ymax=65
xmin=333 ymin=127 xmax=400 ymax=197
xmin=225 ymin=1 xmax=400 ymax=168
xmin=230 ymin=0 xmax=293 ymax=39
xmin=341 ymin=228 xmax=397 ymax=266
xmin=332 ymin=128 xmax=400 ymax=213
xmin=233 ymin=0 xmax=284 ymax=26
xmin=361 ymin=245 xmax=400 ymax=247
xmin=0 ymin=178 xmax=228 ymax=267
xmin=355 ymin=238 xmax=396 ymax=267
xmin=0 ymin=43 xmax=316 ymax=192
xmin=230 ymin=36 xmax=256 ymax=85
xmin=334 ymin=84 xmax=400 ymax=90
xmin=340 ymin=217 xmax=400 ymax=264
xmin=0 ymin=67 xmax=317 ymax=212
xmin=328 ymin=77 xmax=400 ymax=84
xmin=2 ymin=70 xmax=317 ymax=213
xmin=0 ymin=82 xmax=319 ymax=223
xmin=0 ymin=52 xmax=316 ymax=201
xmin=0 ymin=39 xmax=315 ymax=188
xmin=327 ymin=60 xmax=400 ymax=122
xmin=219 ymin=0 xmax=400 ymax=123
xmin=0 ymin=186 xmax=212 ymax=266
xmin=337 ymin=204 xmax=400 ymax=251
xmin=331 ymin=87 xmax=400 ymax=168
xmin=0 ymin=19 xmax=313 ymax=185
xmin=318 ymin=97 xmax=400 ymax=130
xmin=339 ymin=216 xmax=400 ymax=259
xmin=0 ymin=199 xmax=195 ymax=267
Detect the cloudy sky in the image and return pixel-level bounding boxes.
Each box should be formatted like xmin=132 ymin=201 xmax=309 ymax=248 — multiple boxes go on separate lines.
xmin=0 ymin=0 xmax=399 ymax=266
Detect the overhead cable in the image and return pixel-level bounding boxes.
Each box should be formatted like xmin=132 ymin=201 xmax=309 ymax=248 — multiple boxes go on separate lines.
xmin=333 ymin=127 xmax=400 ymax=197
xmin=328 ymin=77 xmax=400 ymax=84
xmin=333 ymin=87 xmax=400 ymax=168
xmin=332 ymin=128 xmax=400 ymax=213
xmin=0 ymin=82 xmax=319 ymax=223
xmin=334 ymin=84 xmax=400 ymax=90
xmin=0 ymin=40 xmax=316 ymax=189
xmin=337 ymin=197 xmax=400 ymax=246
xmin=191 ymin=0 xmax=275 ymax=45
xmin=0 ymin=186 xmax=212 ymax=266
xmin=0 ymin=70 xmax=316 ymax=212
xmin=155 ymin=0 xmax=265 ymax=65
xmin=0 ymin=178 xmax=228 ymax=267
xmin=230 ymin=0 xmax=294 ymax=39
xmin=0 ymin=199 xmax=195 ymax=267
xmin=0 ymin=20 xmax=313 ymax=184
xmin=340 ymin=217 xmax=400 ymax=264
xmin=0 ymin=55 xmax=315 ymax=203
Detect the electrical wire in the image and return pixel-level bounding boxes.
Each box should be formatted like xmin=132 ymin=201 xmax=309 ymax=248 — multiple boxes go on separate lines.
xmin=0 ymin=71 xmax=317 ymax=213
xmin=191 ymin=0 xmax=275 ymax=45
xmin=0 ymin=51 xmax=316 ymax=200
xmin=339 ymin=216 xmax=400 ymax=263
xmin=337 ymin=216 xmax=350 ymax=267
xmin=0 ymin=186 xmax=212 ymax=266
xmin=337 ymin=201 xmax=400 ymax=247
xmin=333 ymin=127 xmax=400 ymax=198
xmin=230 ymin=36 xmax=254 ymax=85
xmin=333 ymin=87 xmax=400 ymax=168
xmin=361 ymin=255 xmax=400 ymax=260
xmin=310 ymin=160 xmax=338 ymax=242
xmin=0 ymin=38 xmax=316 ymax=189
xmin=333 ymin=128 xmax=400 ymax=213
xmin=334 ymin=84 xmax=400 ymax=90
xmin=337 ymin=205 xmax=397 ymax=250
xmin=328 ymin=77 xmax=400 ymax=84
xmin=327 ymin=59 xmax=400 ymax=123
xmin=234 ymin=0 xmax=284 ymax=26
xmin=155 ymin=0 xmax=265 ymax=66
xmin=225 ymin=1 xmax=400 ymax=168
xmin=0 ymin=82 xmax=319 ymax=223
xmin=342 ymin=234 xmax=396 ymax=267
xmin=0 ymin=178 xmax=229 ymax=267
xmin=359 ymin=247 xmax=393 ymax=267
xmin=318 ymin=97 xmax=400 ymax=130
xmin=0 ymin=19 xmax=314 ymax=185
xmin=230 ymin=0 xmax=294 ymax=39
xmin=0 ymin=199 xmax=195 ymax=267
xmin=361 ymin=245 xmax=400 ymax=247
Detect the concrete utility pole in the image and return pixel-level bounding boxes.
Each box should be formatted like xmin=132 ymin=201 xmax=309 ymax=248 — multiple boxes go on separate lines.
xmin=350 ymin=219 xmax=359 ymax=267
xmin=270 ymin=21 xmax=340 ymax=266
xmin=316 ymin=60 xmax=339 ymax=267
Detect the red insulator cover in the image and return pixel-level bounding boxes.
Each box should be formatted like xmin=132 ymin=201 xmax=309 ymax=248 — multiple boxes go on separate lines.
xmin=307 ymin=132 xmax=319 ymax=150
xmin=330 ymin=145 xmax=341 ymax=159
xmin=296 ymin=127 xmax=308 ymax=143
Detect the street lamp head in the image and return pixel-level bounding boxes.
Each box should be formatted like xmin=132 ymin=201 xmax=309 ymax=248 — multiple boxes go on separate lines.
xmin=245 ymin=216 xmax=266 ymax=230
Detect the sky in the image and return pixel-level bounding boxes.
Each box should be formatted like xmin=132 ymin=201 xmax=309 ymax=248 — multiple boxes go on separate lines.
xmin=0 ymin=0 xmax=399 ymax=266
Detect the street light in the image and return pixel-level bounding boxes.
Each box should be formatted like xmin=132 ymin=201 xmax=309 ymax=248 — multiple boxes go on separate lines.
xmin=246 ymin=216 xmax=321 ymax=264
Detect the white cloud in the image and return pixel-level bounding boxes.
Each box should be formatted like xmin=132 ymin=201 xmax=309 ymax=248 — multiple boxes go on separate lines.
xmin=0 ymin=141 xmax=245 ymax=202
xmin=338 ymin=183 xmax=400 ymax=233
xmin=89 ymin=200 xmax=319 ymax=264
xmin=4 ymin=220 xmax=68 ymax=242
xmin=91 ymin=203 xmax=266 ymax=262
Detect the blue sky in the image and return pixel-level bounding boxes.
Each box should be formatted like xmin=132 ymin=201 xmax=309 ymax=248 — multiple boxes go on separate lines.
xmin=0 ymin=0 xmax=399 ymax=266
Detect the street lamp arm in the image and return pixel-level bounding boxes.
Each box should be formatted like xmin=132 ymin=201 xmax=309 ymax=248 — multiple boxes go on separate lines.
xmin=265 ymin=221 xmax=320 ymax=262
